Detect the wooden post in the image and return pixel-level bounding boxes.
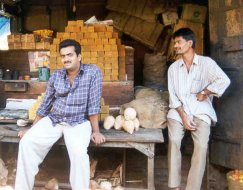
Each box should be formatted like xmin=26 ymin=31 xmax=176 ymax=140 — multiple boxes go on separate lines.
xmin=122 ymin=149 xmax=126 ymax=187
xmin=147 ymin=144 xmax=155 ymax=190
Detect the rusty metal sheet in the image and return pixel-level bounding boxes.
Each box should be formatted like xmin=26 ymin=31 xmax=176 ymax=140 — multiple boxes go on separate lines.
xmin=226 ymin=7 xmax=243 ymax=37
xmin=211 ymin=137 xmax=243 ymax=169
xmin=223 ymin=35 xmax=243 ymax=51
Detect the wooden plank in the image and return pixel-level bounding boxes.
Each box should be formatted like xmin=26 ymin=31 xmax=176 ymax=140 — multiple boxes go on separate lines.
xmin=0 ymin=81 xmax=134 ymax=106
xmin=100 ymin=128 xmax=163 ymax=143
xmin=102 ymin=81 xmax=134 ymax=105
xmin=147 ymin=145 xmax=155 ymax=190
xmin=127 ymin=142 xmax=154 ymax=158
xmin=0 ymin=126 xmax=164 ymax=144
xmin=208 ymin=0 xmax=220 ymax=45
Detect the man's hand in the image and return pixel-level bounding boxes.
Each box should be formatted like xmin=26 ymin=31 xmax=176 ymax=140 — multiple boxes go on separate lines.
xmin=18 ymin=129 xmax=28 ymax=139
xmin=91 ymin=132 xmax=106 ymax=145
xmin=182 ymin=115 xmax=196 ymax=131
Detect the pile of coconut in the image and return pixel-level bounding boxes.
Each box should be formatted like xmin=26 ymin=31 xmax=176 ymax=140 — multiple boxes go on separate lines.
xmin=90 ymin=180 xmax=124 ymax=190
xmin=103 ymin=107 xmax=139 ymax=134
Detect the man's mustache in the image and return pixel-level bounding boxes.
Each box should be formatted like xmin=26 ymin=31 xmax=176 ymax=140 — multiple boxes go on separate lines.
xmin=64 ymin=61 xmax=71 ymax=64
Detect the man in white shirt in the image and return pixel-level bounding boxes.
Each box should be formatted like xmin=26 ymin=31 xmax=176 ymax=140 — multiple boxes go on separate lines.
xmin=167 ymin=28 xmax=230 ymax=190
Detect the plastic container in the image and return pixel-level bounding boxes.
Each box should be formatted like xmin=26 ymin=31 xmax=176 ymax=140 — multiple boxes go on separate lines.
xmin=38 ymin=67 xmax=50 ymax=81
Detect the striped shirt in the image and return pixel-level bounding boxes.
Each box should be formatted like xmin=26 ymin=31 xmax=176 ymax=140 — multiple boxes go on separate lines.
xmin=37 ymin=64 xmax=102 ymax=126
xmin=167 ymin=54 xmax=230 ymax=125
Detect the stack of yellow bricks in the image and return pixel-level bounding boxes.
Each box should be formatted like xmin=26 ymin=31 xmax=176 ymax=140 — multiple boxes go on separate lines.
xmin=7 ymin=34 xmax=50 ymax=50
xmin=99 ymin=98 xmax=109 ymax=121
xmin=28 ymin=95 xmax=109 ymax=122
xmin=50 ymin=20 xmax=126 ymax=81
xmin=28 ymin=93 xmax=45 ymax=120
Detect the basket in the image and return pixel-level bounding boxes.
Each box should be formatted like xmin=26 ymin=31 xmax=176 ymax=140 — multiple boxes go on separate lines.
xmin=227 ymin=170 xmax=243 ymax=190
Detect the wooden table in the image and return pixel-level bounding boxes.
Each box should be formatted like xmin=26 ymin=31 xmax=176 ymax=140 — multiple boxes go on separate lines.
xmin=0 ymin=125 xmax=164 ymax=190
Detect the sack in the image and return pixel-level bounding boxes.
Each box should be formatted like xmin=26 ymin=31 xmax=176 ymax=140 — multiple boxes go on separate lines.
xmin=143 ymin=53 xmax=167 ymax=90
xmin=121 ymin=87 xmax=169 ymax=129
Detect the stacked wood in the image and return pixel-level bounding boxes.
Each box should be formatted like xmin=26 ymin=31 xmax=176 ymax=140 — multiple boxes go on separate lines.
xmin=106 ymin=0 xmax=165 ymax=49
xmin=50 ymin=20 xmax=126 ymax=81
xmin=7 ymin=34 xmax=50 ymax=50
xmin=106 ymin=11 xmax=163 ymax=49
xmin=106 ymin=1 xmax=207 ymax=60
xmin=106 ymin=0 xmax=156 ymax=22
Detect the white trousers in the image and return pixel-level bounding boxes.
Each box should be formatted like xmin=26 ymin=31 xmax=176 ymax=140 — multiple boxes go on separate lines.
xmin=15 ymin=116 xmax=92 ymax=190
xmin=167 ymin=117 xmax=210 ymax=190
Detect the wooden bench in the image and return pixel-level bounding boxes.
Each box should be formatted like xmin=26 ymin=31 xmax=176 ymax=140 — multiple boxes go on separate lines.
xmin=0 ymin=125 xmax=164 ymax=190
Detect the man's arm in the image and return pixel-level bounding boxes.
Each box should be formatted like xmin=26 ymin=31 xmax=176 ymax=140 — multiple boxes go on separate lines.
xmin=32 ymin=115 xmax=43 ymax=126
xmin=89 ymin=114 xmax=105 ymax=145
xmin=18 ymin=74 xmax=56 ymax=139
xmin=87 ymin=66 xmax=105 ymax=144
xmin=197 ymin=59 xmax=230 ymax=101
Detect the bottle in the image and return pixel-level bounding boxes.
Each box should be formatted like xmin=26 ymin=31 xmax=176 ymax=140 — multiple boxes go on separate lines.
xmin=0 ymin=69 xmax=3 ymax=80
xmin=4 ymin=69 xmax=12 ymax=80
xmin=12 ymin=70 xmax=19 ymax=80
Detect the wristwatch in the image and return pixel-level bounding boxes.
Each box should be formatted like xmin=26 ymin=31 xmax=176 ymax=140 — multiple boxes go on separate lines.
xmin=200 ymin=90 xmax=206 ymax=95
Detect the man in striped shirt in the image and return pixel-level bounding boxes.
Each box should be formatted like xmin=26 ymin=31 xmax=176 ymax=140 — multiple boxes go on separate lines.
xmin=15 ymin=39 xmax=105 ymax=190
xmin=167 ymin=28 xmax=230 ymax=190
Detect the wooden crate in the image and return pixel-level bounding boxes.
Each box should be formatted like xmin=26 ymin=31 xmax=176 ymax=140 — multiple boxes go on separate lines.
xmin=181 ymin=4 xmax=207 ymax=24
xmin=124 ymin=16 xmax=164 ymax=48
xmin=162 ymin=11 xmax=178 ymax=26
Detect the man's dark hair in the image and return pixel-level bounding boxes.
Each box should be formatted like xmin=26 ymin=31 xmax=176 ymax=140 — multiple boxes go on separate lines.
xmin=173 ymin=28 xmax=196 ymax=49
xmin=59 ymin=39 xmax=81 ymax=55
